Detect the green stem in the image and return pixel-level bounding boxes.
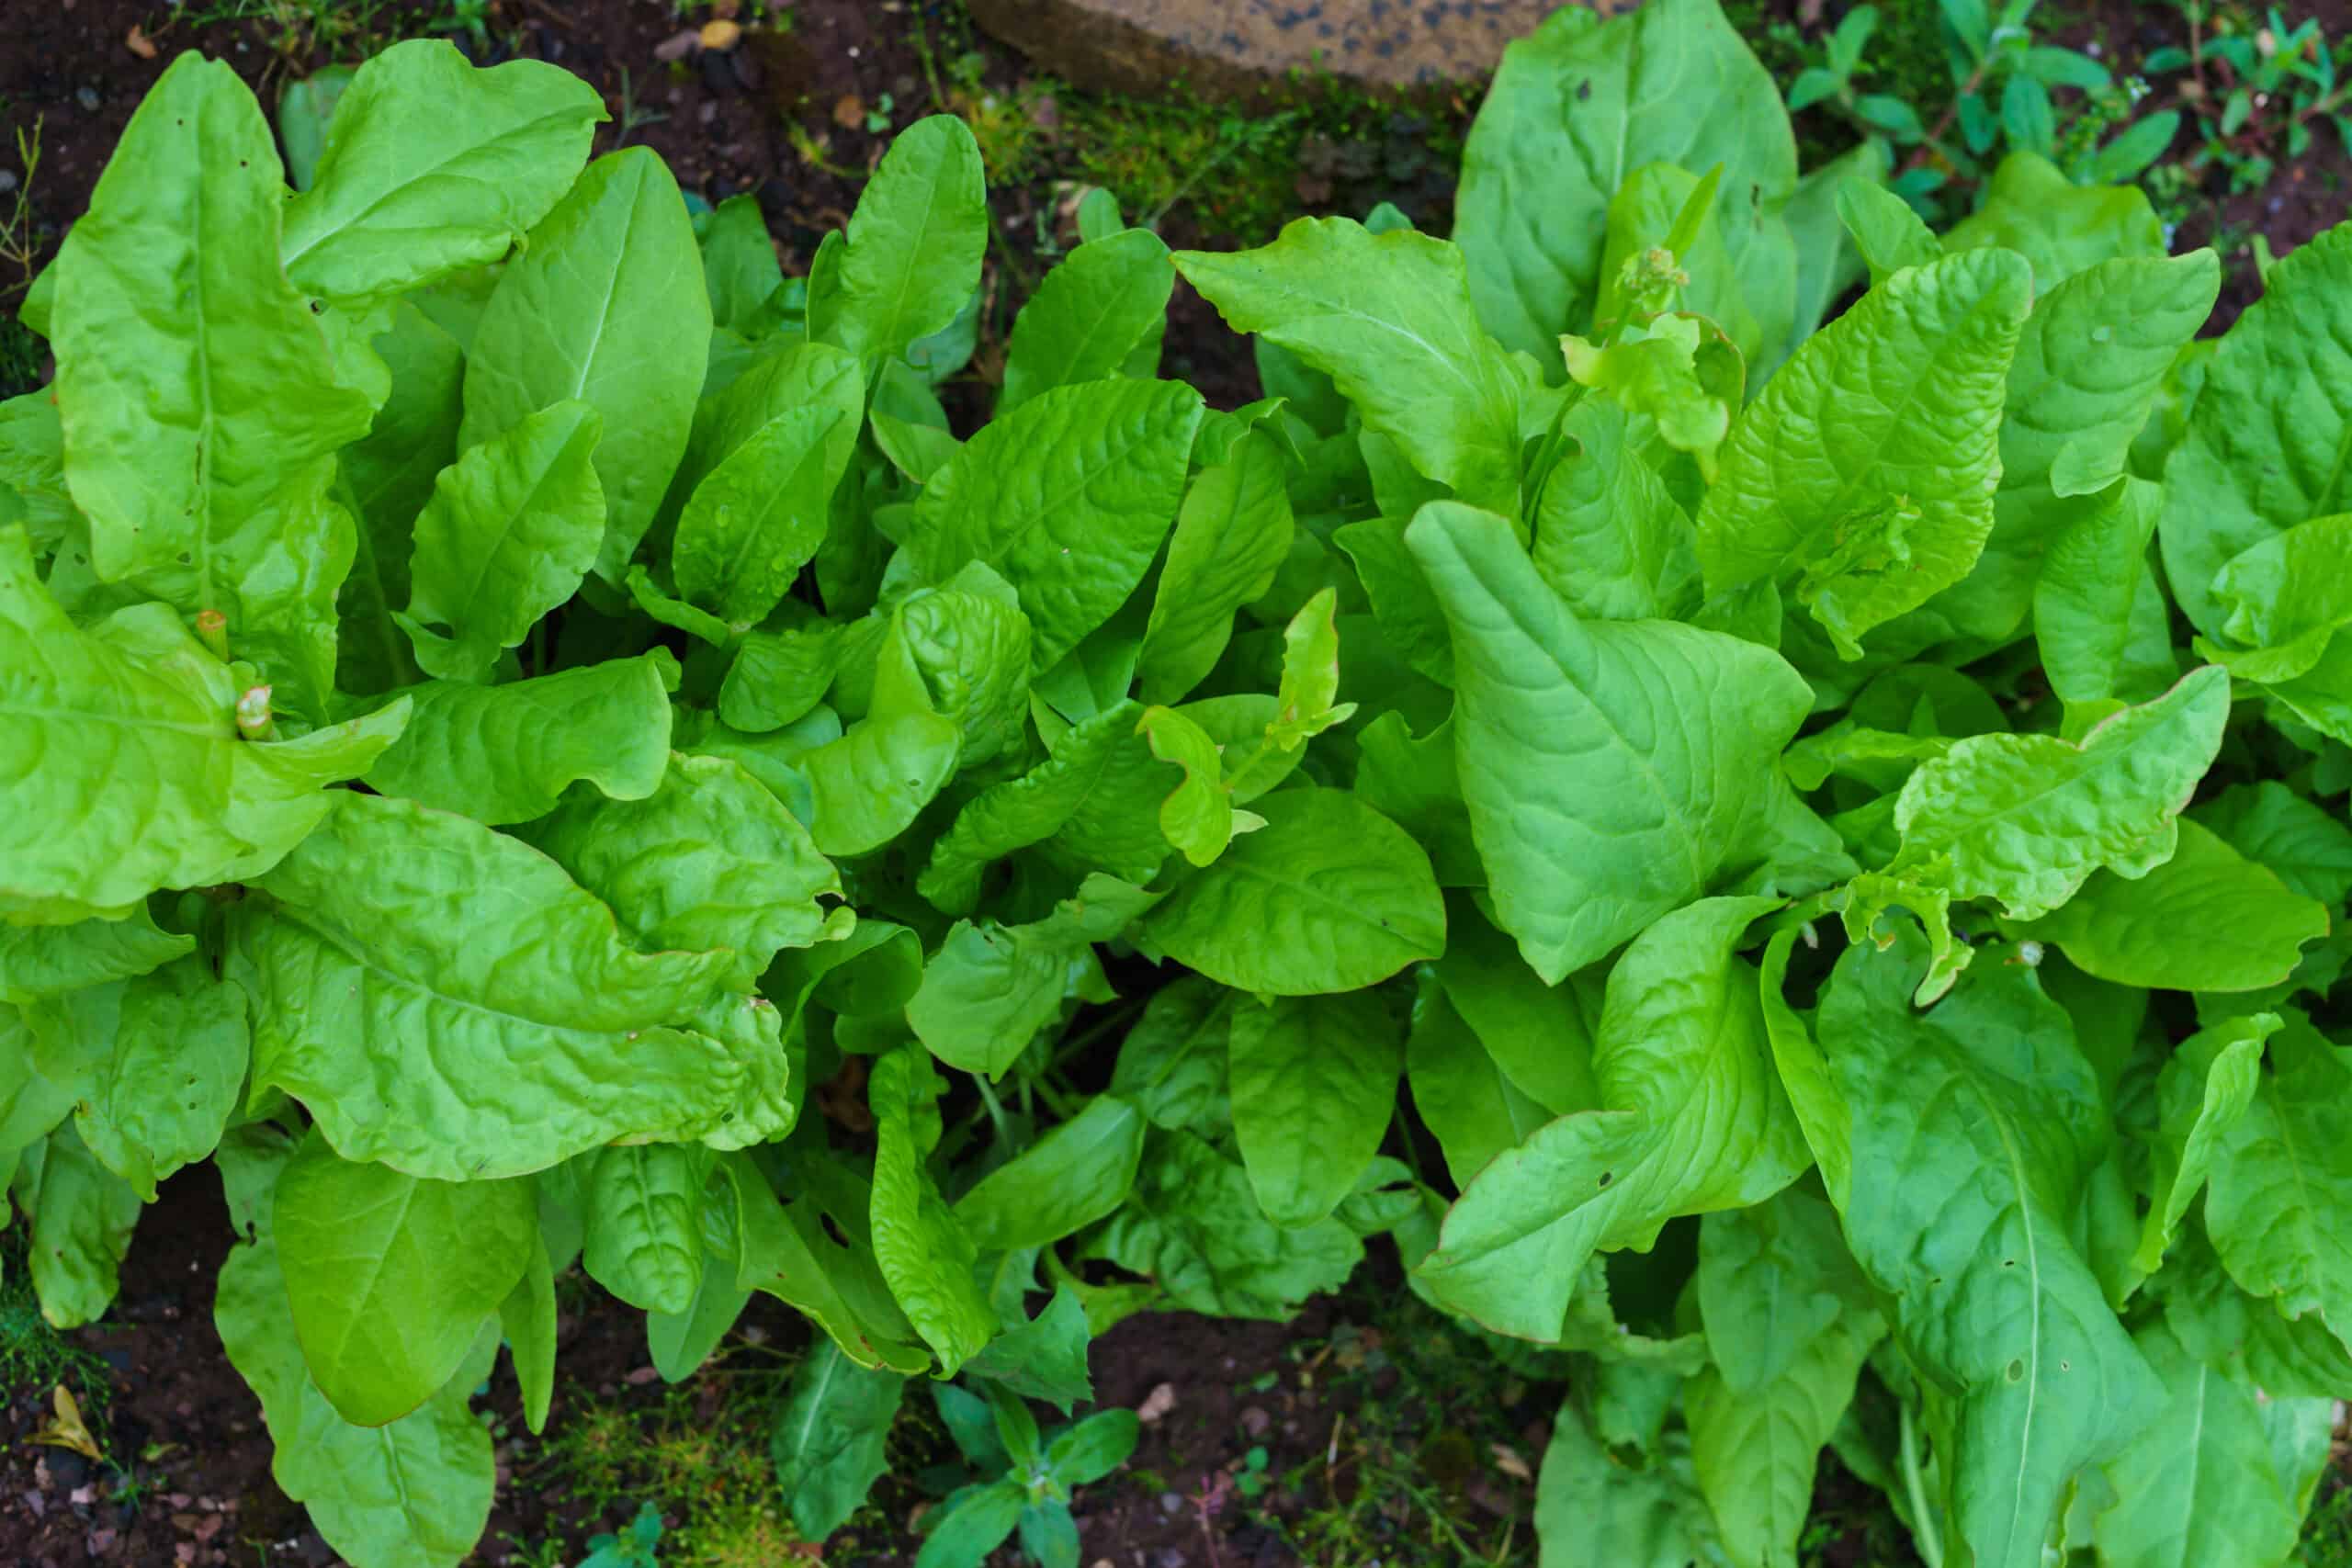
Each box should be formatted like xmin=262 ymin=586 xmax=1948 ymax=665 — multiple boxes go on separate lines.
xmin=1898 ymin=1402 xmax=1945 ymax=1568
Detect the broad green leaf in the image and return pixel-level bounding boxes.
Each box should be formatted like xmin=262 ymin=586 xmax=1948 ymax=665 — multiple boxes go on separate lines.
xmin=648 ymin=1243 xmax=749 ymax=1383
xmin=1941 ymin=151 xmax=2165 ymax=293
xmin=1352 ymin=710 xmax=1483 ymax=887
xmin=1694 ymin=249 xmax=2030 ymax=653
xmin=281 ymin=40 xmax=604 ymax=305
xmin=1689 ymin=1189 xmax=1884 ymax=1568
xmin=1430 ymin=894 xmax=1601 ymax=1114
xmin=498 ymin=1235 xmax=556 ymax=1433
xmin=2021 ymin=819 xmax=2328 ymax=993
xmin=2195 ymin=781 xmax=2352 ymax=905
xmin=1106 ymin=977 xmax=1233 ymax=1135
xmin=2134 ymin=1013 xmax=2275 ymax=1280
xmin=1335 ymin=515 xmax=1454 ymax=686
xmin=869 ymin=1045 xmax=994 ymax=1373
xmin=24 ymin=954 xmax=248 ymax=1200
xmin=1785 ymin=143 xmax=1887 ymax=344
xmin=814 ymin=115 xmax=987 ymax=369
xmin=1177 ymin=219 xmax=1524 ymax=512
xmin=1837 ymin=177 xmax=1940 ymax=283
xmin=528 ymin=750 xmax=840 ymax=990
xmin=908 ymin=379 xmax=1204 ymax=670
xmin=582 ymin=1143 xmax=709 ymax=1315
xmin=462 ymin=147 xmax=708 ymax=582
xmin=1454 ymin=0 xmax=1795 ymax=365
xmin=956 ymin=1095 xmax=1147 ymax=1250
xmin=1407 ymin=502 xmax=1809 ymax=983
xmin=961 ymin=1286 xmax=1092 ymax=1411
xmin=916 ymin=1481 xmax=1026 ymax=1568
xmin=2160 ymin=222 xmax=2352 ymax=635
xmin=2093 ymin=1322 xmax=2302 ymax=1568
xmin=699 ymin=193 xmax=784 ymax=335
xmin=673 ymin=405 xmax=853 ymax=627
xmin=719 ymin=619 xmax=842 ymax=734
xmin=216 ymin=1140 xmax=496 ymax=1568
xmin=1228 ymin=992 xmax=1402 ymax=1229
xmin=770 ymin=1338 xmax=906 ymax=1540
xmin=2033 ymin=478 xmax=2177 ymax=708
xmin=1088 ymin=1129 xmax=1361 ymax=1320
xmin=1815 ymin=929 xmax=2159 ymax=1568
xmin=0 ymin=391 xmax=72 ymax=557
xmin=275 ymin=1127 xmax=535 ymax=1426
xmin=1405 ymin=973 xmax=1548 ymax=1187
xmin=1261 ymin=586 xmax=1359 ymax=751
xmin=1532 ymin=396 xmax=1701 ymax=621
xmin=802 ymin=708 xmax=962 ymax=858
xmin=1876 ymin=663 xmax=2228 ymax=932
xmin=397 ymin=399 xmax=605 ymax=682
xmin=1534 ymin=1400 xmax=1722 ymax=1568
xmin=739 ymin=1152 xmax=932 ymax=1374
xmin=1001 ymin=229 xmax=1175 ymax=412
xmin=1760 ymin=931 xmax=1850 ymax=1211
xmin=50 ymin=55 xmax=376 ymax=715
xmin=1136 ymin=788 xmax=1443 ymax=996
xmin=359 ymin=652 xmax=673 ymax=825
xmin=0 ymin=909 xmax=192 ymax=1004
xmin=876 ymin=571 xmax=1035 ymax=769
xmin=0 ymin=527 xmax=409 ymax=922
xmin=667 ymin=340 xmax=865 ymax=524
xmin=2159 ymin=1226 xmax=2352 ymax=1399
xmin=2202 ymin=513 xmax=2352 ymax=682
xmin=11 ymin=1126 xmax=140 ymax=1328
xmin=1418 ymin=897 xmax=1807 ymax=1341
xmin=908 ymin=876 xmax=1159 ymax=1077
xmin=337 ymin=303 xmax=463 ymax=695
xmin=1136 ymin=429 xmax=1295 ymax=704
xmin=232 ymin=791 xmax=756 ymax=1179
xmin=2203 ymin=1012 xmax=2352 ymax=1358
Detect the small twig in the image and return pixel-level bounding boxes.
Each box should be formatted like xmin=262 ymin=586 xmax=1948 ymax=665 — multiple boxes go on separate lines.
xmin=1901 ymin=58 xmax=1991 ymax=175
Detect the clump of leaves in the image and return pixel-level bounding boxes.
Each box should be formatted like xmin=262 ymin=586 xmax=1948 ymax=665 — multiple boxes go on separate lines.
xmin=6 ymin=5 xmax=2352 ymax=1568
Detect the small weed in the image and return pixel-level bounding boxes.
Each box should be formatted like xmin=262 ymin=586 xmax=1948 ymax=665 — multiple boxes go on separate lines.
xmin=0 ymin=114 xmax=46 ymax=299
xmin=0 ymin=1231 xmax=115 ymax=1448
xmin=2145 ymin=1 xmax=2352 ymax=194
xmin=615 ymin=67 xmax=670 ymax=149
xmin=2303 ymin=1479 xmax=2352 ymax=1566
xmin=172 ymin=0 xmax=420 ymax=62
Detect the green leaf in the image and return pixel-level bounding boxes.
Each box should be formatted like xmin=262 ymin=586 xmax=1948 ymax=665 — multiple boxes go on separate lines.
xmin=1531 ymin=396 xmax=1702 ymax=622
xmin=1454 ymin=0 xmax=1796 ymax=366
xmin=528 ymin=750 xmax=840 ymax=991
xmin=1688 ymin=1189 xmax=1884 ymax=1568
xmin=281 ymin=40 xmax=604 ymax=306
xmin=582 ymin=1143 xmax=709 ymax=1315
xmin=1941 ymin=151 xmax=2165 ymax=294
xmin=24 ymin=954 xmax=249 ymax=1200
xmin=1176 ymin=219 xmax=1526 ymax=512
xmin=1001 ymin=229 xmax=1175 ymax=412
xmin=909 ymin=379 xmax=1204 ymax=671
xmin=360 ymin=652 xmax=673 ymax=825
xmin=2160 ymin=224 xmax=2352 ymax=637
xmin=11 ymin=1126 xmax=140 ymax=1328
xmin=1106 ymin=977 xmax=1233 ymax=1135
xmin=1407 ymin=502 xmax=1809 ymax=983
xmin=462 ymin=148 xmax=708 ymax=582
xmin=957 ymin=1095 xmax=1146 ymax=1250
xmin=699 ymin=193 xmax=785 ymax=336
xmin=877 ymin=571 xmax=1035 ymax=770
xmin=2195 ymin=781 xmax=2352 ymax=905
xmin=961 ymin=1287 xmax=1094 ymax=1411
xmin=916 ymin=699 xmax=1170 ymax=912
xmin=1815 ymin=927 xmax=2160 ymax=1568
xmin=1135 ymin=705 xmax=1253 ymax=866
xmin=1417 ymin=897 xmax=1807 ymax=1341
xmin=915 ymin=1480 xmax=1025 ymax=1568
xmin=1335 ymin=515 xmax=1454 ymax=686
xmin=869 ymin=1045 xmax=995 ymax=1374
xmin=336 ymin=304 xmax=463 ymax=696
xmin=770 ymin=1338 xmax=906 ymax=1541
xmin=2033 ymin=477 xmax=2177 ymax=709
xmin=1136 ymin=787 xmax=1443 ymax=996
xmin=799 ymin=707 xmax=963 ymax=858
xmin=215 ymin=1137 xmax=497 ymax=1568
xmin=1534 ymin=1399 xmax=1722 ymax=1568
xmin=2134 ymin=1012 xmax=2275 ymax=1280
xmin=2021 ymin=818 xmax=2328 ymax=993
xmin=232 ymin=791 xmax=756 ymax=1180
xmin=498 ymin=1234 xmax=556 ymax=1433
xmin=2201 ymin=513 xmax=2352 ymax=682
xmin=673 ymin=403 xmax=855 ymax=627
xmin=1261 ymin=586 xmax=1359 ymax=751
xmin=1404 ymin=973 xmax=1548 ymax=1187
xmin=909 ymin=876 xmax=1159 ymax=1077
xmin=1694 ymin=249 xmax=2030 ymax=653
xmin=1088 ymin=1129 xmax=1361 ymax=1320
xmin=2093 ymin=1322 xmax=2302 ymax=1568
xmin=49 ymin=55 xmax=376 ymax=716
xmin=1836 ymin=177 xmax=1940 ymax=283
xmin=2203 ymin=1012 xmax=2352 ymax=1359
xmin=275 ymin=1126 xmax=535 ymax=1426
xmin=740 ymin=1153 xmax=932 ymax=1374
xmin=1136 ymin=429 xmax=1295 ymax=704
xmin=397 ymin=399 xmax=605 ymax=682
xmin=1046 ymin=1407 xmax=1139 ymax=1484
xmin=0 ymin=909 xmax=193 ymax=1004
xmin=648 ymin=1243 xmax=752 ymax=1383
xmin=0 ymin=527 xmax=409 ymax=922
xmin=814 ymin=115 xmax=987 ymax=371
xmin=1228 ymin=992 xmax=1402 ymax=1228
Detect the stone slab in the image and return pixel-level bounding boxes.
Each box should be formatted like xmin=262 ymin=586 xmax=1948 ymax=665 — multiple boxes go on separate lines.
xmin=965 ymin=0 xmax=1576 ymax=99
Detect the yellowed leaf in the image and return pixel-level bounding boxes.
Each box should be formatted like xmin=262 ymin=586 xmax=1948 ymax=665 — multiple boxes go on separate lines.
xmin=31 ymin=1385 xmax=103 ymax=1462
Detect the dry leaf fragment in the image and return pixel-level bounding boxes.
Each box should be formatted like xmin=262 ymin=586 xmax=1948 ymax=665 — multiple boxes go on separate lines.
xmin=31 ymin=1385 xmax=102 ymax=1462
xmin=1136 ymin=1381 xmax=1178 ymax=1425
xmin=1490 ymin=1441 xmax=1532 ymax=1482
xmin=699 ymin=18 xmax=742 ymax=51
xmin=125 ymin=24 xmax=157 ymax=59
xmin=653 ymin=28 xmax=702 ymax=62
xmin=832 ymin=94 xmax=866 ymax=130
